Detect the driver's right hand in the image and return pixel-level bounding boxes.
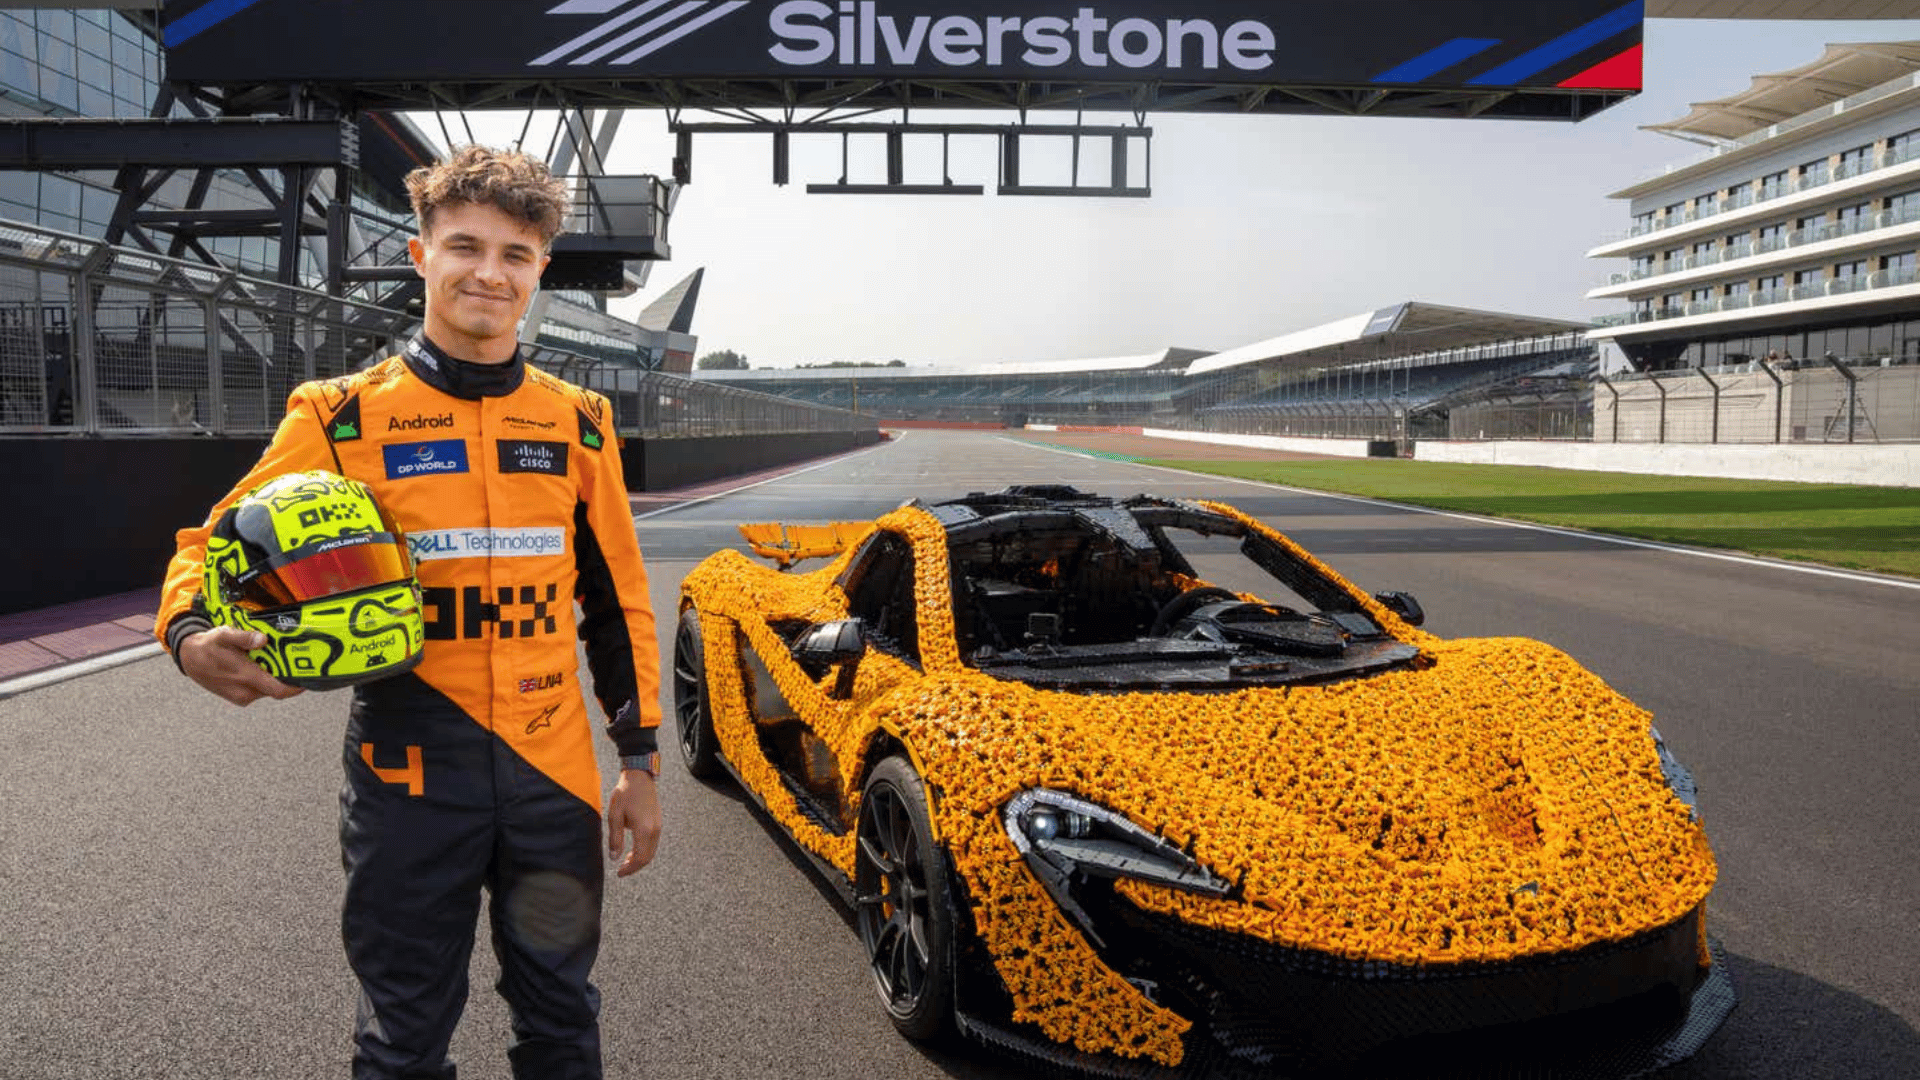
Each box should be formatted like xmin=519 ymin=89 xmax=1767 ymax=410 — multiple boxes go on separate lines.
xmin=178 ymin=626 xmax=306 ymax=706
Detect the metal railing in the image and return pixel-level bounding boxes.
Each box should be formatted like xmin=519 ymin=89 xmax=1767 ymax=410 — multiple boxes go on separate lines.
xmin=567 ymin=174 xmax=672 ymax=248
xmin=1603 ymin=205 xmax=1920 ymax=286
xmin=1595 ymin=355 xmax=1920 ymax=444
xmin=1 ymin=221 xmax=413 ymax=434
xmin=0 ymin=219 xmax=871 ymax=441
xmin=1607 ymin=71 xmax=1920 ymax=245
xmin=528 ymin=345 xmax=872 ymax=438
xmin=1594 ymin=265 xmax=1920 ymax=328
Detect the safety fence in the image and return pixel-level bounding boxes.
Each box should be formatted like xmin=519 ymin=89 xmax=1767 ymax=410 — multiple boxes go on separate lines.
xmin=1593 ymin=357 xmax=1920 ymax=444
xmin=1186 ymin=363 xmax=1920 ymax=446
xmin=0 ymin=220 xmax=871 ymax=440
xmin=530 ymin=345 xmax=874 ymax=438
xmin=1447 ymin=394 xmax=1592 ymax=441
xmin=1188 ymin=391 xmax=1593 ymax=442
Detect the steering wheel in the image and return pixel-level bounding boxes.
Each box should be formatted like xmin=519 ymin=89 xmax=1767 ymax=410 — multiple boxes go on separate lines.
xmin=1149 ymin=586 xmax=1242 ymax=636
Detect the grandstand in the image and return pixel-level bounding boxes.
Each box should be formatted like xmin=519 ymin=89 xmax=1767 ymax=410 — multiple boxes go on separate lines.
xmin=694 ymin=303 xmax=1597 ymax=442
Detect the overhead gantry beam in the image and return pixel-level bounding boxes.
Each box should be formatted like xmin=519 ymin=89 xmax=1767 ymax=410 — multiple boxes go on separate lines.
xmin=0 ymin=118 xmax=359 ymax=170
xmin=167 ymin=78 xmax=1630 ymax=124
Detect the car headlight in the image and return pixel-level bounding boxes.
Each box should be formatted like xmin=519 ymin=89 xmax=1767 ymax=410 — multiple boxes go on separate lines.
xmin=1004 ymin=790 xmax=1231 ymax=945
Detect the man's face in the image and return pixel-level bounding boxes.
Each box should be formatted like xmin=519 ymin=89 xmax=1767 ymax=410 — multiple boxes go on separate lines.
xmin=408 ymin=201 xmax=550 ymax=362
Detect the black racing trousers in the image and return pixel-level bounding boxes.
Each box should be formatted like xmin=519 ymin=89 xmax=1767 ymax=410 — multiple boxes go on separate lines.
xmin=341 ymin=675 xmax=604 ymax=1080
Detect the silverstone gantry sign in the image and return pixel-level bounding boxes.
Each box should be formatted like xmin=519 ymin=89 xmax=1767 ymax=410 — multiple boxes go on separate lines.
xmin=163 ymin=0 xmax=1643 ymax=93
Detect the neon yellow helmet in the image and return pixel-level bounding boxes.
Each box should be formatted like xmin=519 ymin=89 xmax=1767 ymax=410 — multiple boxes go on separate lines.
xmin=202 ymin=470 xmax=426 ymax=690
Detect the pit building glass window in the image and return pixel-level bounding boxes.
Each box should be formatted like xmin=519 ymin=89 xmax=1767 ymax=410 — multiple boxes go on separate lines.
xmin=1835 ymin=202 xmax=1871 ymax=235
xmin=1883 ymin=251 xmax=1917 ymax=284
xmin=1889 ymin=129 xmax=1920 ymax=165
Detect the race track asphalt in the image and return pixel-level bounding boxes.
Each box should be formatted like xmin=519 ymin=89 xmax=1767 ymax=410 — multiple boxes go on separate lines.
xmin=2 ymin=428 xmax=1916 ymax=1079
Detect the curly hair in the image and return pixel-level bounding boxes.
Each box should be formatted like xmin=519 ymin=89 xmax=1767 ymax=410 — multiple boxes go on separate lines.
xmin=404 ymin=145 xmax=571 ymax=247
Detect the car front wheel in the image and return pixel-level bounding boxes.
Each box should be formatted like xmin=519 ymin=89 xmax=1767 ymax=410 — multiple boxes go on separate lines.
xmin=672 ymin=607 xmax=723 ymax=781
xmin=854 ymin=754 xmax=955 ymax=1042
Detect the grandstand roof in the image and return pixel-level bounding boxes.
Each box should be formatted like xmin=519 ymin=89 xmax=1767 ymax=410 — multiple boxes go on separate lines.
xmin=704 ymin=347 xmax=1211 ymax=382
xmin=1640 ymin=40 xmax=1920 ymax=145
xmin=1184 ymin=303 xmax=1590 ymax=376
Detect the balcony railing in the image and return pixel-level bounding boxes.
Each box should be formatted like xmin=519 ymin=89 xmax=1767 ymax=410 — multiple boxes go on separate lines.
xmin=1605 ymin=104 xmax=1920 ymax=244
xmin=1593 ymin=264 xmax=1920 ymax=327
xmin=1598 ymin=204 xmax=1920 ymax=286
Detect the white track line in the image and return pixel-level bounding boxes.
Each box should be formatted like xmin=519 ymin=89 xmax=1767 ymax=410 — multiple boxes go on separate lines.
xmin=1004 ymin=436 xmax=1920 ymax=592
xmin=0 ymin=642 xmax=163 ymax=700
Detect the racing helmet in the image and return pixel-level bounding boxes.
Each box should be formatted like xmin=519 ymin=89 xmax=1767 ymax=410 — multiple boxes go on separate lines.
xmin=201 ymin=470 xmax=426 ymax=690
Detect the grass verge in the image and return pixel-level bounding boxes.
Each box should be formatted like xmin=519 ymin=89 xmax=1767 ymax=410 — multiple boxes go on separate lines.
xmin=1137 ymin=458 xmax=1920 ymax=579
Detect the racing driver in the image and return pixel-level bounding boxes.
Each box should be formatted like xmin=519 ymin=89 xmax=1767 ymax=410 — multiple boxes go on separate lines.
xmin=155 ymin=145 xmax=662 ymax=1080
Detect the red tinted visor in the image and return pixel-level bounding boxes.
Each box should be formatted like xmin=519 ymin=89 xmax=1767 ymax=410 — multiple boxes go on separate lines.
xmin=234 ymin=533 xmax=413 ymax=610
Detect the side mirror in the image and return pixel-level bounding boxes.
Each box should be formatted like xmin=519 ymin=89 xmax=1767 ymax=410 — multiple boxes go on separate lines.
xmin=795 ymin=618 xmax=867 ymax=666
xmin=1374 ymin=591 xmax=1426 ymax=627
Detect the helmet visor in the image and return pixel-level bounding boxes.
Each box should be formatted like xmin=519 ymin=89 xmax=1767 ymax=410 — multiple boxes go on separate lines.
xmin=234 ymin=533 xmax=413 ymax=610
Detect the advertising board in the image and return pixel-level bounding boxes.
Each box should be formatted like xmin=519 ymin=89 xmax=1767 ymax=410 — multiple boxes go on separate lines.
xmin=163 ymin=0 xmax=1642 ymax=94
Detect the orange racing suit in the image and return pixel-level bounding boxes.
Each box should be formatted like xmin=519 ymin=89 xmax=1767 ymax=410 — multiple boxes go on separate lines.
xmin=157 ymin=334 xmax=660 ymax=1079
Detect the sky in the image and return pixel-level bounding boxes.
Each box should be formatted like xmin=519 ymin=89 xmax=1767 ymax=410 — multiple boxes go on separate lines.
xmin=437 ymin=18 xmax=1920 ymax=369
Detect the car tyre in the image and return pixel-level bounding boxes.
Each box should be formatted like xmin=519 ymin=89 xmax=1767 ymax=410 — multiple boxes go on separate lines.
xmin=855 ymin=754 xmax=955 ymax=1043
xmin=672 ymin=607 xmax=724 ymax=781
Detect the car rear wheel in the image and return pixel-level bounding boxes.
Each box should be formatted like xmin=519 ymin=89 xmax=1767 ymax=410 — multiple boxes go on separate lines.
xmin=672 ymin=607 xmax=724 ymax=781
xmin=855 ymin=755 xmax=954 ymax=1042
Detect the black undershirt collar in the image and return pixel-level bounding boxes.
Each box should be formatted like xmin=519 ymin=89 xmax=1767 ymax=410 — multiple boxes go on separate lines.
xmin=402 ymin=333 xmax=526 ymax=400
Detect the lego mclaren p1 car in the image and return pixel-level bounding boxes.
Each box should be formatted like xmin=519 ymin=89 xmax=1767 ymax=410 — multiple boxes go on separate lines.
xmin=673 ymin=486 xmax=1731 ymax=1077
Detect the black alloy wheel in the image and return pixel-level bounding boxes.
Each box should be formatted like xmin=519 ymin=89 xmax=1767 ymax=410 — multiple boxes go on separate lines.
xmin=672 ymin=607 xmax=723 ymax=781
xmin=854 ymin=755 xmax=955 ymax=1042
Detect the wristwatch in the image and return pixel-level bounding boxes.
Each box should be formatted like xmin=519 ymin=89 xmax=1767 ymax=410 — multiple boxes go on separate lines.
xmin=620 ymin=753 xmax=660 ymax=778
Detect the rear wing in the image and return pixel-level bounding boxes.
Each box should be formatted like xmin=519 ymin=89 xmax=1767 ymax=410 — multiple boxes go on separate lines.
xmin=737 ymin=521 xmax=875 ymax=569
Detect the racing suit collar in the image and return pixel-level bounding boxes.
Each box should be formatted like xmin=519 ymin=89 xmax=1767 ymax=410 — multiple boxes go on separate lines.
xmin=402 ymin=333 xmax=526 ymax=400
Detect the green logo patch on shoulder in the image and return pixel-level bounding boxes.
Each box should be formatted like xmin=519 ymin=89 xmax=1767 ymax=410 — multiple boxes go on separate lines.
xmin=329 ymin=395 xmax=363 ymax=442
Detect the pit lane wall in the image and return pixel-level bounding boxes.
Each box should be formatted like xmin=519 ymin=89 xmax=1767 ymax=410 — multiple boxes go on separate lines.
xmin=1080 ymin=427 xmax=1920 ymax=487
xmin=0 ymin=429 xmax=879 ymax=617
